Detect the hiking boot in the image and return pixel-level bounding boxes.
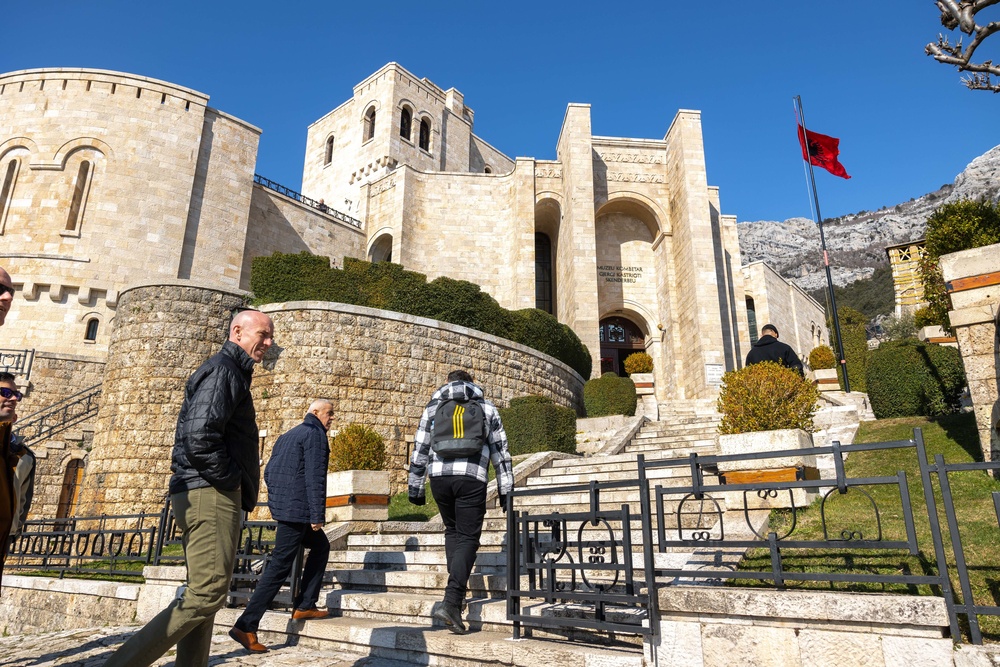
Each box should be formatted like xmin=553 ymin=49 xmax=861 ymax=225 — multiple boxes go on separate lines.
xmin=432 ymin=601 xmax=467 ymax=634
xmin=292 ymin=607 xmax=330 ymax=621
xmin=229 ymin=627 xmax=269 ymax=653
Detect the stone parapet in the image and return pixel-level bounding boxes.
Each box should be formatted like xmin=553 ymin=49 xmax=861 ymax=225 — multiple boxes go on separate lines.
xmin=0 ymin=574 xmax=140 ymax=635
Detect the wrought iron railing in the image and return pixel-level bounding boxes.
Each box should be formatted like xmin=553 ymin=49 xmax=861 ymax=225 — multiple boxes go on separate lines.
xmin=0 ymin=348 xmax=34 ymax=381
xmin=506 ymin=428 xmax=1000 ymax=645
xmin=15 ymin=384 xmax=101 ymax=446
xmin=253 ymin=174 xmax=362 ymax=229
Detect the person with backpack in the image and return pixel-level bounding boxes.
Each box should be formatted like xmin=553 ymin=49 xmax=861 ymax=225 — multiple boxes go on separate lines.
xmin=408 ymin=369 xmax=513 ymax=634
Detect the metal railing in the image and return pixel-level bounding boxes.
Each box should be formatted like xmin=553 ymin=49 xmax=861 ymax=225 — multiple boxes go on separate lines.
xmin=0 ymin=348 xmax=34 ymax=381
xmin=253 ymin=174 xmax=362 ymax=229
xmin=15 ymin=384 xmax=101 ymax=446
xmin=506 ymin=428 xmax=1000 ymax=644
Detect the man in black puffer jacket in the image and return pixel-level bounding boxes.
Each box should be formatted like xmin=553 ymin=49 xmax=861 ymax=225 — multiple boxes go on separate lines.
xmin=230 ymin=399 xmax=334 ymax=653
xmin=745 ymin=323 xmax=804 ymax=375
xmin=105 ymin=309 xmax=274 ymax=667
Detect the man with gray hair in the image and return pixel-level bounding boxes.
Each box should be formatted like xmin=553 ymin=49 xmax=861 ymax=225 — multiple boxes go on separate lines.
xmin=105 ymin=309 xmax=274 ymax=667
xmin=229 ymin=399 xmax=334 ymax=654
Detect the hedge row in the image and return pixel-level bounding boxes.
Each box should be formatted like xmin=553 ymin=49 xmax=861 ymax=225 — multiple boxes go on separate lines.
xmin=865 ymin=340 xmax=966 ymax=419
xmin=250 ymin=253 xmax=592 ymax=378
xmin=584 ymin=373 xmax=637 ymax=418
xmin=498 ymin=395 xmax=577 ymax=456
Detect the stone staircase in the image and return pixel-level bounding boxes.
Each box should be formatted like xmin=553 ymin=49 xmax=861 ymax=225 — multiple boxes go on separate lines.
xmin=213 ymin=412 xmax=726 ymax=666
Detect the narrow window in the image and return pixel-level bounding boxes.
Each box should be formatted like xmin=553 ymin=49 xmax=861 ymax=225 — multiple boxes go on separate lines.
xmin=746 ymin=297 xmax=758 ymax=344
xmin=364 ymin=106 xmax=376 ymax=142
xmin=419 ymin=119 xmax=430 ymax=151
xmin=400 ymin=107 xmax=411 ymax=140
xmin=66 ymin=160 xmax=92 ymax=233
xmin=56 ymin=459 xmax=85 ymax=521
xmin=324 ymin=136 xmax=335 ymax=165
xmin=0 ymin=159 xmax=18 ymax=232
xmin=111 ymin=83 xmax=116 ymax=95
xmin=85 ymin=318 xmax=99 ymax=341
xmin=535 ymin=233 xmax=553 ymax=314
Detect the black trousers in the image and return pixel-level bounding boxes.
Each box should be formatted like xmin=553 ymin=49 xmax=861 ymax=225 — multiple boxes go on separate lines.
xmin=234 ymin=520 xmax=331 ymax=632
xmin=430 ymin=475 xmax=487 ymax=607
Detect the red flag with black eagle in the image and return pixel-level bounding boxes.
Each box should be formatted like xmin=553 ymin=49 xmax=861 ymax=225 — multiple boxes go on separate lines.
xmin=797 ymin=125 xmax=851 ymax=179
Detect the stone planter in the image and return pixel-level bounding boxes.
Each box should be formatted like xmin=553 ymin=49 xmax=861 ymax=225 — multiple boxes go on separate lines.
xmin=630 ymin=372 xmax=658 ymax=421
xmin=717 ymin=428 xmax=817 ymax=509
xmin=325 ymin=470 xmax=390 ymax=522
xmin=813 ymin=368 xmax=840 ymax=392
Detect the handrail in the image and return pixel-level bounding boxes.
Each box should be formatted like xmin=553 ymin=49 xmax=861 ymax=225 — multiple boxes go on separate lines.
xmin=0 ymin=348 xmax=34 ymax=382
xmin=253 ymin=174 xmax=362 ymax=229
xmin=15 ymin=383 xmax=101 ymax=445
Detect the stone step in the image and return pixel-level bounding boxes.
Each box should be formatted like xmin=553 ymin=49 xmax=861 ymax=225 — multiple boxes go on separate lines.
xmin=322 ymin=567 xmax=507 ymax=595
xmin=547 ymin=449 xmax=709 ymax=469
xmin=626 ymin=439 xmax=717 ymax=453
xmin=213 ymin=608 xmax=645 ymax=667
xmin=633 ymin=428 xmax=717 ymax=440
xmin=326 ymin=550 xmax=507 ymax=574
xmin=530 ymin=466 xmax=699 ymax=485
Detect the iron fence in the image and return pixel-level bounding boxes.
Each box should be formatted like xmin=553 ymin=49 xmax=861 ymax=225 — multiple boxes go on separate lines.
xmin=0 ymin=348 xmax=34 ymax=381
xmin=253 ymin=174 xmax=362 ymax=229
xmin=506 ymin=428 xmax=1000 ymax=644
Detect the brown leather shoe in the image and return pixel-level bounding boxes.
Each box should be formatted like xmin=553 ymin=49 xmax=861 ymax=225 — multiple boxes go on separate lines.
xmin=229 ymin=627 xmax=269 ymax=653
xmin=291 ymin=607 xmax=330 ymax=621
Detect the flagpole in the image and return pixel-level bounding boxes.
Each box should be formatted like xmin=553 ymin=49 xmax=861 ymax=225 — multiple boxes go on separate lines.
xmin=794 ymin=95 xmax=851 ymax=393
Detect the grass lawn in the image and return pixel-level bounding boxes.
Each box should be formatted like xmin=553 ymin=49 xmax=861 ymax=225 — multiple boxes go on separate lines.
xmin=736 ymin=412 xmax=1000 ymax=640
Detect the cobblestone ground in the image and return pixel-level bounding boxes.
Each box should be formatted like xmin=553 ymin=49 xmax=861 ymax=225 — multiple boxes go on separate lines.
xmin=0 ymin=626 xmax=387 ymax=667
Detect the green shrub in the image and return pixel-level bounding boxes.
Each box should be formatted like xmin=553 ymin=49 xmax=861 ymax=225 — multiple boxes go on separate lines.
xmin=250 ymin=253 xmax=592 ymax=377
xmin=498 ymin=395 xmax=577 ymax=456
xmin=832 ymin=306 xmax=869 ymax=392
xmin=865 ymin=340 xmax=966 ymax=419
xmin=623 ymin=352 xmax=653 ymax=374
xmin=808 ymin=345 xmax=836 ymax=370
xmin=584 ymin=373 xmax=637 ymax=417
xmin=328 ymin=424 xmax=387 ymax=472
xmin=717 ymin=361 xmax=819 ymax=434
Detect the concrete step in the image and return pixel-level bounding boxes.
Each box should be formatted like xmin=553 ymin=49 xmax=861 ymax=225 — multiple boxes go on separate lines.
xmin=530 ymin=465 xmax=700 ymax=485
xmin=633 ymin=428 xmax=717 ymax=441
xmin=213 ymin=608 xmax=645 ymax=667
xmin=326 ymin=550 xmax=507 ymax=574
xmin=625 ymin=439 xmax=717 ymax=453
xmin=322 ymin=567 xmax=507 ymax=595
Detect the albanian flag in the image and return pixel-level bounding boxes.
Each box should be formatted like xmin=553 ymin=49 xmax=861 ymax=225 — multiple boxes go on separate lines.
xmin=797 ymin=125 xmax=851 ymax=179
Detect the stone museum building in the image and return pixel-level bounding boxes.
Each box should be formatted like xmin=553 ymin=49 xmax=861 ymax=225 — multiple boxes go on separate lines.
xmin=0 ymin=63 xmax=828 ymax=516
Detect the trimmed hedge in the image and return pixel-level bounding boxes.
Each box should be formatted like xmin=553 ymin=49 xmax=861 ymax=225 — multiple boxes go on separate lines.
xmin=865 ymin=340 xmax=966 ymax=419
xmin=834 ymin=306 xmax=868 ymax=392
xmin=623 ymin=352 xmax=653 ymax=374
xmin=250 ymin=253 xmax=591 ymax=378
xmin=498 ymin=395 xmax=577 ymax=456
xmin=808 ymin=345 xmax=836 ymax=370
xmin=584 ymin=373 xmax=637 ymax=417
xmin=717 ymin=361 xmax=819 ymax=434
xmin=329 ymin=423 xmax=387 ymax=472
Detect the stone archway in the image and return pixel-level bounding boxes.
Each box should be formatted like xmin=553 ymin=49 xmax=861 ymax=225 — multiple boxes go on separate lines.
xmin=599 ymin=316 xmax=647 ymax=377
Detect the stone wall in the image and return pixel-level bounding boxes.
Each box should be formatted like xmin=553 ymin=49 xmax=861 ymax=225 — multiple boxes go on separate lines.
xmin=255 ymin=301 xmax=585 ymax=494
xmin=941 ymin=243 xmax=1000 ymax=462
xmin=0 ymin=575 xmax=140 ymax=635
xmin=76 ymin=282 xmax=248 ymax=517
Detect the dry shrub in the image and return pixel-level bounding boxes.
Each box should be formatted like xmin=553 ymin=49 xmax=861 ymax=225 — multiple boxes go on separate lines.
xmin=717 ymin=361 xmax=819 ymax=434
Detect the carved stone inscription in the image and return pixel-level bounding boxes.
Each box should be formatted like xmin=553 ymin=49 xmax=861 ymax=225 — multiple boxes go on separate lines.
xmin=370 ymin=179 xmax=396 ymax=196
xmin=536 ymin=167 xmax=562 ymax=179
xmin=598 ymin=152 xmax=663 ymax=164
xmin=606 ymin=172 xmax=664 ymax=184
xmin=598 ymin=265 xmax=644 ymax=284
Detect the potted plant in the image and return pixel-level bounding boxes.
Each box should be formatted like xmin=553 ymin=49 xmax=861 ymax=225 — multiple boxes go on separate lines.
xmin=326 ymin=423 xmax=390 ymax=522
xmin=716 ymin=362 xmax=820 ymax=506
xmin=624 ymin=352 xmax=657 ymax=420
xmin=808 ymin=345 xmax=839 ymax=392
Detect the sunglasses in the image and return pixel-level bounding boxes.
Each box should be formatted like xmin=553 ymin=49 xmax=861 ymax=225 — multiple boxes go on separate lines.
xmin=0 ymin=387 xmax=22 ymax=401
xmin=0 ymin=284 xmax=12 ymax=298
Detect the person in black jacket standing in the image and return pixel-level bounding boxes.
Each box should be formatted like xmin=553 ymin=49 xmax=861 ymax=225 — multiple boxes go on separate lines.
xmin=104 ymin=309 xmax=274 ymax=667
xmin=229 ymin=399 xmax=334 ymax=653
xmin=745 ymin=323 xmax=804 ymax=375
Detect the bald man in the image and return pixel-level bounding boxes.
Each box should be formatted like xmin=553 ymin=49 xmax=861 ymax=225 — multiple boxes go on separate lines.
xmin=105 ymin=309 xmax=275 ymax=667
xmin=230 ymin=399 xmax=334 ymax=654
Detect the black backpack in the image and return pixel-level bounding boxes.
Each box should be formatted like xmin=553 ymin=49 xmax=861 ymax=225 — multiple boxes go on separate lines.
xmin=431 ymin=398 xmax=488 ymax=458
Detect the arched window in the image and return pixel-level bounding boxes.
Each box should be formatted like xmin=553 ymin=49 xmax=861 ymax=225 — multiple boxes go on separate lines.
xmin=746 ymin=297 xmax=758 ymax=344
xmin=369 ymin=234 xmax=393 ymax=263
xmin=484 ymin=166 xmax=492 ymax=174
xmin=364 ymin=106 xmax=376 ymax=142
xmin=0 ymin=158 xmax=19 ymax=233
xmin=56 ymin=459 xmax=85 ymax=521
xmin=324 ymin=136 xmax=334 ymax=165
xmin=535 ymin=233 xmax=553 ymax=314
xmin=419 ymin=118 xmax=431 ymax=151
xmin=66 ymin=160 xmax=92 ymax=233
xmin=84 ymin=318 xmax=99 ymax=341
xmin=399 ymin=107 xmax=412 ymax=140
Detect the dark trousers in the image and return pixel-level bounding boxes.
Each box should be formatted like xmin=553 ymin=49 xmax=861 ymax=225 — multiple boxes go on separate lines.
xmin=430 ymin=475 xmax=487 ymax=607
xmin=234 ymin=520 xmax=331 ymax=633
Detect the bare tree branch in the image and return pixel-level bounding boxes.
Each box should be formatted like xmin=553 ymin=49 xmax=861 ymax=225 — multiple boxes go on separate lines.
xmin=927 ymin=0 xmax=1000 ymax=91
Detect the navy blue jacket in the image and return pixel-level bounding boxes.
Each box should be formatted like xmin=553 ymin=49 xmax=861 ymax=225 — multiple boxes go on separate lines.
xmin=169 ymin=340 xmax=260 ymax=512
xmin=264 ymin=413 xmax=330 ymax=524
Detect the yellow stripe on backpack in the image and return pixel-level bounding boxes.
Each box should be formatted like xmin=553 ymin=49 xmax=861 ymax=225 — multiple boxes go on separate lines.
xmin=453 ymin=404 xmax=464 ymax=438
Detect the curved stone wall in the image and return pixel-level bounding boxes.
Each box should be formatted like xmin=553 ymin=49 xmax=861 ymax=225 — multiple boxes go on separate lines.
xmin=78 ymin=286 xmax=583 ymax=515
xmin=76 ymin=282 xmax=248 ymax=517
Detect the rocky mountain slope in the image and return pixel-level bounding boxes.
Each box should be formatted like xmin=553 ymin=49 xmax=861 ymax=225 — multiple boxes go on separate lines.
xmin=738 ymin=145 xmax=1000 ymax=291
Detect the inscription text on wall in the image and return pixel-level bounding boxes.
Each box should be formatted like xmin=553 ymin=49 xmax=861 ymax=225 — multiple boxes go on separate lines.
xmin=598 ymin=265 xmax=645 ymax=284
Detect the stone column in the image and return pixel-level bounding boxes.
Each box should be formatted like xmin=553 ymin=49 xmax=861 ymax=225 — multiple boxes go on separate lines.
xmin=940 ymin=243 xmax=1000 ymax=462
xmin=76 ymin=282 xmax=248 ymax=517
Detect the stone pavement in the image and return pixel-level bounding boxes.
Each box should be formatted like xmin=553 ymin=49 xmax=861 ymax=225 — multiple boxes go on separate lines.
xmin=0 ymin=626 xmax=389 ymax=667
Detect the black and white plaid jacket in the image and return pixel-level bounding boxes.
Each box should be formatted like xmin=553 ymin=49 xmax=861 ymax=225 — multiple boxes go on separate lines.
xmin=408 ymin=380 xmax=514 ymax=502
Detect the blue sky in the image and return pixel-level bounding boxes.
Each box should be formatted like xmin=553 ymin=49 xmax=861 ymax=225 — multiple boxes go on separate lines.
xmin=5 ymin=1 xmax=997 ymax=222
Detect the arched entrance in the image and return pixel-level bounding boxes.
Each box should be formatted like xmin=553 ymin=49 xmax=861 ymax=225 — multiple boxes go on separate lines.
xmin=599 ymin=316 xmax=646 ymax=376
